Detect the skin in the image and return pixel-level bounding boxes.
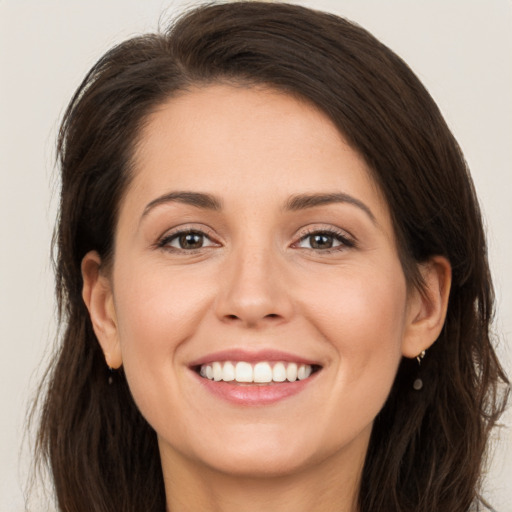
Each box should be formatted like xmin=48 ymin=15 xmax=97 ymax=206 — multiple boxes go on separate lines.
xmin=82 ymin=84 xmax=451 ymax=512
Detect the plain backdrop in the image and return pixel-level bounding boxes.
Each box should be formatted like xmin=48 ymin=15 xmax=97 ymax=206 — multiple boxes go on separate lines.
xmin=1 ymin=0 xmax=511 ymax=510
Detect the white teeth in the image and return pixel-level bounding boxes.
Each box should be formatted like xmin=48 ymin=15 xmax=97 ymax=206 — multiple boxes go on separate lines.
xmin=286 ymin=363 xmax=298 ymax=382
xmin=235 ymin=362 xmax=253 ymax=383
xmin=222 ymin=361 xmax=235 ymax=382
xmin=297 ymin=364 xmax=312 ymax=380
xmin=198 ymin=361 xmax=315 ymax=384
xmin=212 ymin=362 xmax=223 ymax=381
xmin=253 ymin=362 xmax=273 ymax=383
xmin=272 ymin=362 xmax=287 ymax=382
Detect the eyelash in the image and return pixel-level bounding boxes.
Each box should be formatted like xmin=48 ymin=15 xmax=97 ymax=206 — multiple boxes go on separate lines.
xmin=156 ymin=226 xmax=356 ymax=254
xmin=293 ymin=227 xmax=356 ymax=253
xmin=157 ymin=229 xmax=219 ymax=253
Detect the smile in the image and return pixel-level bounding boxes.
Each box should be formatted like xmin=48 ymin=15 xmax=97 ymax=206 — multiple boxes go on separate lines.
xmin=190 ymin=350 xmax=322 ymax=405
xmin=199 ymin=361 xmax=316 ymax=384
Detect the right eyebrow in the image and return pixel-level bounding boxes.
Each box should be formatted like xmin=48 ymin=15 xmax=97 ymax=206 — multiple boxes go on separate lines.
xmin=141 ymin=191 xmax=223 ymax=221
xmin=284 ymin=192 xmax=377 ymax=224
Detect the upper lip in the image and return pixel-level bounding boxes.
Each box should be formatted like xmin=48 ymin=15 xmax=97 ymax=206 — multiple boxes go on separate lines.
xmin=188 ymin=348 xmax=322 ymax=368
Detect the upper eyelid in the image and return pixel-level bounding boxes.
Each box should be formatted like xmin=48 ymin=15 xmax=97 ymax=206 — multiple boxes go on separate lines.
xmin=294 ymin=224 xmax=355 ymax=240
xmin=161 ymin=230 xmax=215 ymax=243
xmin=158 ymin=224 xmax=219 ymax=240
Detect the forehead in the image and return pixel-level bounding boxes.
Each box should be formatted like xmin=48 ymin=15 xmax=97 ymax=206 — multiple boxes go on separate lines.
xmin=127 ymin=84 xmax=389 ymax=221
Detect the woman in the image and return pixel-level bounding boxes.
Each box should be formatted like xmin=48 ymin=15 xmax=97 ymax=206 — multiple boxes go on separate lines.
xmin=35 ymin=2 xmax=509 ymax=511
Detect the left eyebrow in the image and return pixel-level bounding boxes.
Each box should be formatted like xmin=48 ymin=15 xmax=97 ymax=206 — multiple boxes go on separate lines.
xmin=284 ymin=192 xmax=376 ymax=224
xmin=141 ymin=191 xmax=223 ymax=220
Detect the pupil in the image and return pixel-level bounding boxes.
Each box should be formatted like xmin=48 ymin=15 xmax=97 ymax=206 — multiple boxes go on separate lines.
xmin=311 ymin=234 xmax=333 ymax=249
xmin=180 ymin=233 xmax=203 ymax=249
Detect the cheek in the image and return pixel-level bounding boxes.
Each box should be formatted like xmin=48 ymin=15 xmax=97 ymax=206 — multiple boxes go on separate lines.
xmin=112 ymin=261 xmax=215 ymax=396
xmin=115 ymin=261 xmax=212 ymax=343
xmin=306 ymin=261 xmax=407 ymax=344
xmin=110 ymin=262 xmax=221 ymax=440
xmin=302 ymin=264 xmax=407 ymax=413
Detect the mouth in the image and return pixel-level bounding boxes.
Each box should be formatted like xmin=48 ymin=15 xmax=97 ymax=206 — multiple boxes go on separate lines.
xmin=189 ymin=349 xmax=323 ymax=405
xmin=194 ymin=360 xmax=322 ymax=385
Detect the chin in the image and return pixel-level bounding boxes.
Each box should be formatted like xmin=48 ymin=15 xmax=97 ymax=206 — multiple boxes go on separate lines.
xmin=204 ymin=445 xmax=316 ymax=479
xmin=192 ymin=425 xmax=345 ymax=479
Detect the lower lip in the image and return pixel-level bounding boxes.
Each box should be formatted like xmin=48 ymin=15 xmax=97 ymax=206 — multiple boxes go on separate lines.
xmin=193 ymin=371 xmax=318 ymax=406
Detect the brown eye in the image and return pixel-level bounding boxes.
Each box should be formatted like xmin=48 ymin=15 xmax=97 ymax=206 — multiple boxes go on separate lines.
xmin=178 ymin=232 xmax=204 ymax=249
xmin=161 ymin=230 xmax=217 ymax=251
xmin=309 ymin=234 xmax=334 ymax=249
xmin=296 ymin=230 xmax=354 ymax=251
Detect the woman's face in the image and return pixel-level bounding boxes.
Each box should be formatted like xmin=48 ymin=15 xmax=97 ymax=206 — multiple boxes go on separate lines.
xmin=93 ymin=84 xmax=426 ymax=478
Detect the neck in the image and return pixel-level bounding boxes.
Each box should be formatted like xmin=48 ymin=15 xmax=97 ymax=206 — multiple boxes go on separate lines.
xmin=160 ymin=438 xmax=366 ymax=512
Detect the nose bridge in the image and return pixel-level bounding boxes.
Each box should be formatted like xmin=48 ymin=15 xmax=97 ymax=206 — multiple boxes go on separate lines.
xmin=215 ymin=234 xmax=292 ymax=326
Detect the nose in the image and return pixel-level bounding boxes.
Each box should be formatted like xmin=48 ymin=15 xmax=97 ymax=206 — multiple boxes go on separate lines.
xmin=214 ymin=246 xmax=294 ymax=328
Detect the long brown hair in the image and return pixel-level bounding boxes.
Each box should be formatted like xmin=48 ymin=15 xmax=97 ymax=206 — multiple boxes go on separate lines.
xmin=34 ymin=2 xmax=509 ymax=511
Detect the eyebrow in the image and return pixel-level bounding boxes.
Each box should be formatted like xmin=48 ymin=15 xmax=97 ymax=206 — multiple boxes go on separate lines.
xmin=142 ymin=191 xmax=222 ymax=218
xmin=284 ymin=192 xmax=376 ymax=223
xmin=141 ymin=190 xmax=376 ymax=223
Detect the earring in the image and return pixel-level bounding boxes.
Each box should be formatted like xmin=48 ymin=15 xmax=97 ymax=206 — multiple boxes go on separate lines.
xmin=108 ymin=366 xmax=114 ymax=385
xmin=413 ymin=350 xmax=426 ymax=391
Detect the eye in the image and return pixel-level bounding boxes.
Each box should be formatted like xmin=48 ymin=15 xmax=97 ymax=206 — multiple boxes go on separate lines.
xmin=295 ymin=230 xmax=355 ymax=251
xmin=159 ymin=230 xmax=218 ymax=251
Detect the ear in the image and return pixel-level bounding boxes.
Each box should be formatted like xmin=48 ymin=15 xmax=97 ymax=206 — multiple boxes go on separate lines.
xmin=401 ymin=256 xmax=452 ymax=359
xmin=81 ymin=251 xmax=123 ymax=369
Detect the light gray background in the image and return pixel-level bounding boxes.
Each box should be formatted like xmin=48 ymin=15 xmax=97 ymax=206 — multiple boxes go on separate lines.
xmin=1 ymin=1 xmax=510 ymax=510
